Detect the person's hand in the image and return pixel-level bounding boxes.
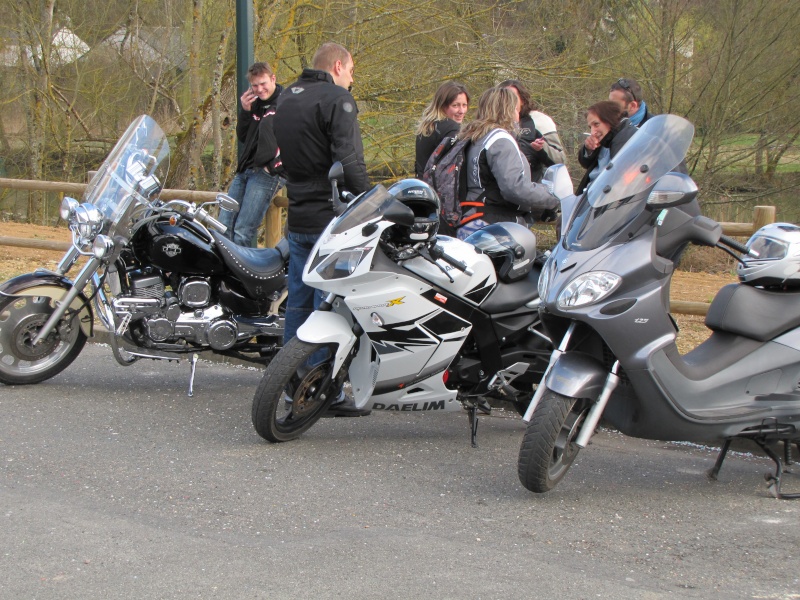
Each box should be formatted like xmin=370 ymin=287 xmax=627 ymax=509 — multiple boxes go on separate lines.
xmin=530 ymin=137 xmax=545 ymax=152
xmin=584 ymin=133 xmax=600 ymax=152
xmin=240 ymin=88 xmax=257 ymax=111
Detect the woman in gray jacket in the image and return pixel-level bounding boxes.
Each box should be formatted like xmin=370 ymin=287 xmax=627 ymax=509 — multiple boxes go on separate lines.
xmin=457 ymin=87 xmax=557 ymax=240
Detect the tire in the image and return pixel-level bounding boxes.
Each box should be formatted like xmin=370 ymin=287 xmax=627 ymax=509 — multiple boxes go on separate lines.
xmin=517 ymin=389 xmax=589 ymax=493
xmin=0 ymin=294 xmax=87 ymax=385
xmin=251 ymin=337 xmax=337 ymax=443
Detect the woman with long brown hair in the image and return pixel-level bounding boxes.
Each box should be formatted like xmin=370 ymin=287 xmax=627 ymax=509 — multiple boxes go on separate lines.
xmin=414 ymin=81 xmax=469 ymax=178
xmin=576 ymin=100 xmax=636 ymax=195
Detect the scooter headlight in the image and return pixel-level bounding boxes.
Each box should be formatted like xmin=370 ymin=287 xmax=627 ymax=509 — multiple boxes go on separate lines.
xmin=314 ymin=246 xmax=372 ymax=280
xmin=558 ymin=271 xmax=621 ymax=309
xmin=73 ymin=203 xmax=103 ymax=241
xmin=60 ymin=196 xmax=80 ymax=221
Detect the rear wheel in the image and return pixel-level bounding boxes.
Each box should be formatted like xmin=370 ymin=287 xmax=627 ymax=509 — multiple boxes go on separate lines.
xmin=251 ymin=337 xmax=337 ymax=442
xmin=517 ymin=389 xmax=589 ymax=493
xmin=0 ymin=295 xmax=87 ymax=385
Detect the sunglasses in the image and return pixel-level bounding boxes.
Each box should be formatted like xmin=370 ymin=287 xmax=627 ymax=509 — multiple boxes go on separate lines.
xmin=615 ymin=78 xmax=640 ymax=102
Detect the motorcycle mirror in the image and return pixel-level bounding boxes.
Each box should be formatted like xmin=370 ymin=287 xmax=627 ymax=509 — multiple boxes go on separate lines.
xmin=328 ymin=162 xmax=345 ymax=183
xmin=329 ymin=162 xmax=348 ymax=216
xmin=216 ymin=193 xmax=240 ymax=213
xmin=384 ymin=200 xmax=415 ymax=227
xmin=646 ymin=172 xmax=698 ymax=208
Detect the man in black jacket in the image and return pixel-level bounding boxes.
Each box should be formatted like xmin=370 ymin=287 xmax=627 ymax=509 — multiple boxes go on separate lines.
xmin=274 ymin=42 xmax=370 ymax=416
xmin=219 ymin=62 xmax=284 ymax=247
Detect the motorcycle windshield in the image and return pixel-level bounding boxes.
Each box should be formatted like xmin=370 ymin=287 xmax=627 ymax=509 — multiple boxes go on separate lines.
xmin=565 ymin=115 xmax=694 ymax=252
xmin=330 ymin=185 xmax=395 ymax=234
xmin=83 ymin=115 xmax=170 ymax=231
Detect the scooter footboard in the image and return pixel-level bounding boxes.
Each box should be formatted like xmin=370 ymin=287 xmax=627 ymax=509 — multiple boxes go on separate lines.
xmin=546 ymin=352 xmax=607 ymax=401
xmin=296 ymin=310 xmax=357 ymax=376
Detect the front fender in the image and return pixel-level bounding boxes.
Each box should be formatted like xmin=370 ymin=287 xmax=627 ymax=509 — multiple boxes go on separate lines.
xmin=545 ymin=351 xmax=607 ymax=401
xmin=0 ymin=271 xmax=94 ymax=336
xmin=296 ymin=310 xmax=357 ymax=376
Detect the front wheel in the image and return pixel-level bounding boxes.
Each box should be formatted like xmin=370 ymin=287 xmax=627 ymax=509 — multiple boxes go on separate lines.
xmin=0 ymin=295 xmax=87 ymax=385
xmin=517 ymin=389 xmax=589 ymax=493
xmin=251 ymin=337 xmax=338 ymax=442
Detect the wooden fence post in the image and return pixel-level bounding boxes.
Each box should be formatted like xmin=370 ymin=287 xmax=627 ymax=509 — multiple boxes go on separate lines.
xmin=264 ymin=194 xmax=288 ymax=247
xmin=752 ymin=205 xmax=776 ymax=232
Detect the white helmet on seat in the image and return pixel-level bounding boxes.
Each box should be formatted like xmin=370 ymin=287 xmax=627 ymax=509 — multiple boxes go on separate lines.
xmin=737 ymin=223 xmax=800 ymax=288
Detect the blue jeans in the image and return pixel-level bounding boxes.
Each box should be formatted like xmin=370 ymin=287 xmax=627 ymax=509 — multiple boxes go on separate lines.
xmin=283 ymin=231 xmax=327 ymax=345
xmin=219 ymin=168 xmax=282 ymax=247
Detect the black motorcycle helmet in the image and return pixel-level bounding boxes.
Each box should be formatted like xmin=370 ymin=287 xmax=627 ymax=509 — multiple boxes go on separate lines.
xmin=385 ymin=179 xmax=441 ymax=243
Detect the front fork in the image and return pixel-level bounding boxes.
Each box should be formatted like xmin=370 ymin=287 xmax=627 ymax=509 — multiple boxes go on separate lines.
xmin=521 ymin=320 xmax=621 ymax=449
xmin=32 ymin=253 xmax=102 ymax=345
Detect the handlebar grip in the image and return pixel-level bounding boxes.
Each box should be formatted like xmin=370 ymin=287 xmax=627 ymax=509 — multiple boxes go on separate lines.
xmin=196 ymin=208 xmax=227 ymax=234
xmin=719 ymin=235 xmax=754 ymax=256
xmin=341 ymin=191 xmax=357 ymax=203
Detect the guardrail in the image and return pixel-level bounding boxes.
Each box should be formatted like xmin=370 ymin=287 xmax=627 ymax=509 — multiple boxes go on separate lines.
xmin=0 ymin=177 xmax=287 ymax=248
xmin=1 ymin=177 xmax=778 ymax=316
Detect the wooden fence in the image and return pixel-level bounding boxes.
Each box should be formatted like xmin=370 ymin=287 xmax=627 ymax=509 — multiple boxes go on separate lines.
xmin=0 ymin=177 xmax=777 ymax=316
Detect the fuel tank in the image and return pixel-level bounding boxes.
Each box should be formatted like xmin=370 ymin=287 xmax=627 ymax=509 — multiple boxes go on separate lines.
xmin=132 ymin=218 xmax=225 ymax=275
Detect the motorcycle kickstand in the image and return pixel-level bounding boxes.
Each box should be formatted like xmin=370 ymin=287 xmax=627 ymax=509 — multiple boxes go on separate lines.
xmin=708 ymin=438 xmax=732 ymax=481
xmin=188 ymin=353 xmax=199 ymax=397
xmin=468 ymin=406 xmax=479 ymax=448
xmin=753 ymin=439 xmax=800 ymax=500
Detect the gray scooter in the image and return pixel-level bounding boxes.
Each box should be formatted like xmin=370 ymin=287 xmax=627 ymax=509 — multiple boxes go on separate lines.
xmin=517 ymin=115 xmax=800 ymax=499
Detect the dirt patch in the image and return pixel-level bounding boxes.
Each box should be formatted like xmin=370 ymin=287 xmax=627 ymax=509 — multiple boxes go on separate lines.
xmin=0 ymin=222 xmax=736 ymax=352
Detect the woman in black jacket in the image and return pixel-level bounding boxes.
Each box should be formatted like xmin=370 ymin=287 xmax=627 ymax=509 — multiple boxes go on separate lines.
xmin=576 ymin=100 xmax=636 ymax=195
xmin=414 ymin=81 xmax=469 ymax=178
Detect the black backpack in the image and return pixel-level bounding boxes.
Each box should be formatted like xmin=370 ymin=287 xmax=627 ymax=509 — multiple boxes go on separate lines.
xmin=421 ymin=136 xmax=471 ymax=234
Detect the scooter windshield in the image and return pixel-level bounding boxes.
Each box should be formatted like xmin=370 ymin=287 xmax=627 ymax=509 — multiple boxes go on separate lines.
xmin=84 ymin=115 xmax=170 ymax=230
xmin=565 ymin=115 xmax=694 ymax=252
xmin=330 ymin=185 xmax=395 ymax=234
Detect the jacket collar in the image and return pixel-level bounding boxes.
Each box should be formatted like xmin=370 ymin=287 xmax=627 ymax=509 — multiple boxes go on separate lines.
xmin=299 ymin=68 xmax=335 ymax=85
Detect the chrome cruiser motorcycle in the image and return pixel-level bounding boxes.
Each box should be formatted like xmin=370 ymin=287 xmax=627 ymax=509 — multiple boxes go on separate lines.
xmin=252 ymin=169 xmax=555 ymax=446
xmin=0 ymin=115 xmax=287 ymax=389
xmin=516 ymin=115 xmax=800 ymax=499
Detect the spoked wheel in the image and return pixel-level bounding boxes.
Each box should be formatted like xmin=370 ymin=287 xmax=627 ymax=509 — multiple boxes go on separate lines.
xmin=251 ymin=337 xmax=338 ymax=442
xmin=0 ymin=295 xmax=87 ymax=385
xmin=517 ymin=389 xmax=589 ymax=493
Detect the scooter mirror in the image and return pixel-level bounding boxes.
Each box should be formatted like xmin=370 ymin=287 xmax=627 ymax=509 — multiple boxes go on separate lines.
xmin=542 ymin=164 xmax=573 ymax=200
xmin=646 ymin=172 xmax=698 ymax=208
xmin=216 ymin=193 xmax=240 ymax=213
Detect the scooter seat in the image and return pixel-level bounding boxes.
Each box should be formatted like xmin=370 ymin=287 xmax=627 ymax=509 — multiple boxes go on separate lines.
xmin=211 ymin=231 xmax=286 ymax=300
xmin=480 ymin=267 xmax=541 ymax=314
xmin=706 ymin=284 xmax=800 ymax=342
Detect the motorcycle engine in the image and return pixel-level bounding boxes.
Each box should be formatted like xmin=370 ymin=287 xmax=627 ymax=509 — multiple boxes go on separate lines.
xmin=178 ymin=277 xmax=212 ymax=308
xmin=122 ymin=273 xmax=237 ymax=350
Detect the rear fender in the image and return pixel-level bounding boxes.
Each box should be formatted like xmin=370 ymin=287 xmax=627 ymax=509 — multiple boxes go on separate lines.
xmin=545 ymin=351 xmax=607 ymax=401
xmin=296 ymin=310 xmax=357 ymax=376
xmin=0 ymin=271 xmax=94 ymax=336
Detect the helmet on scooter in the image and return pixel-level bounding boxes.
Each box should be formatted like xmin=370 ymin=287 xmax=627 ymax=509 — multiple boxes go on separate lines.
xmin=464 ymin=222 xmax=537 ymax=283
xmin=737 ymin=223 xmax=800 ymax=289
xmin=386 ymin=179 xmax=440 ymax=243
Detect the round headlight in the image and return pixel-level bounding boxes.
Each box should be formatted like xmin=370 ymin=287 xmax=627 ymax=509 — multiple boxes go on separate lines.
xmin=73 ymin=203 xmax=103 ymax=240
xmin=92 ymin=235 xmax=115 ymax=259
xmin=60 ymin=196 xmax=80 ymax=221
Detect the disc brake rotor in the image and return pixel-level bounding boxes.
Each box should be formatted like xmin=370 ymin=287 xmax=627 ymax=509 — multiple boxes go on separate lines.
xmin=11 ymin=313 xmax=59 ymax=360
xmin=289 ymin=363 xmax=330 ymax=417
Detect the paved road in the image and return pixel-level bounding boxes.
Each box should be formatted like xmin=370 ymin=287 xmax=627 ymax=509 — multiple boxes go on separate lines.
xmin=1 ymin=344 xmax=798 ymax=599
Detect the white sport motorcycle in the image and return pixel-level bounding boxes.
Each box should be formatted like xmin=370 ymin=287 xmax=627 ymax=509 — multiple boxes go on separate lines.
xmin=251 ymin=165 xmax=557 ymax=445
